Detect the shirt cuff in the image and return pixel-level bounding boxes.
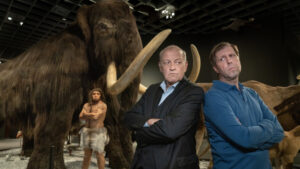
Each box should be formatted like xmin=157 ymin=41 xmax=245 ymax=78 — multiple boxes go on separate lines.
xmin=143 ymin=122 xmax=150 ymax=127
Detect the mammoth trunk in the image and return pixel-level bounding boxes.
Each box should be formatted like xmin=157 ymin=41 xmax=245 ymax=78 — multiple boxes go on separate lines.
xmin=89 ymin=37 xmax=121 ymax=75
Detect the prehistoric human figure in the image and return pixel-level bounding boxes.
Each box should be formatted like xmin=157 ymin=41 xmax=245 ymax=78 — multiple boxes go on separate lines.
xmin=79 ymin=88 xmax=109 ymax=169
xmin=124 ymin=45 xmax=204 ymax=169
xmin=204 ymin=42 xmax=284 ymax=169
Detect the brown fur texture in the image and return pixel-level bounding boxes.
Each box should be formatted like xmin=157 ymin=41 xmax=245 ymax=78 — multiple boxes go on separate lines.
xmin=0 ymin=1 xmax=142 ymax=169
xmin=275 ymin=92 xmax=300 ymax=131
xmin=269 ymin=125 xmax=300 ymax=169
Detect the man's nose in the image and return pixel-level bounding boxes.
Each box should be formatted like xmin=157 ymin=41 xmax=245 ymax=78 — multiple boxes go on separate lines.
xmin=169 ymin=62 xmax=176 ymax=70
xmin=226 ymin=56 xmax=233 ymax=63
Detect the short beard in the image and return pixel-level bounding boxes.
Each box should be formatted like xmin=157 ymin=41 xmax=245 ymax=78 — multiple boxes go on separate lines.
xmin=91 ymin=98 xmax=100 ymax=104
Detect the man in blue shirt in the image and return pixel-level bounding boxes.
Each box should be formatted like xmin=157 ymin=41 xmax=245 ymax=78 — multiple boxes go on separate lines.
xmin=204 ymin=42 xmax=284 ymax=169
xmin=124 ymin=45 xmax=204 ymax=169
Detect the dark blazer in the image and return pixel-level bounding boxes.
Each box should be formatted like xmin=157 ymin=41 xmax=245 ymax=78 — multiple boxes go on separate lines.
xmin=123 ymin=78 xmax=204 ymax=169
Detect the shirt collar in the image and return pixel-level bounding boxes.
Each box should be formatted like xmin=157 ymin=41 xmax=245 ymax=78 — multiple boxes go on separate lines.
xmin=160 ymin=81 xmax=179 ymax=93
xmin=213 ymin=80 xmax=244 ymax=91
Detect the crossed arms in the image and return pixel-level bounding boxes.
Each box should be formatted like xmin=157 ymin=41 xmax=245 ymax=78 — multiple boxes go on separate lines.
xmin=79 ymin=103 xmax=107 ymax=120
xmin=204 ymin=90 xmax=284 ymax=150
xmin=123 ymin=86 xmax=204 ymax=146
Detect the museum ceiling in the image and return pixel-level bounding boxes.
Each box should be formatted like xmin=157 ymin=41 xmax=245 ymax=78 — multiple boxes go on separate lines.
xmin=0 ymin=0 xmax=300 ymax=60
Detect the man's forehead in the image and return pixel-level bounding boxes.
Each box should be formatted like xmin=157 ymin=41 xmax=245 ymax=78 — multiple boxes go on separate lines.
xmin=216 ymin=46 xmax=235 ymax=56
xmin=92 ymin=91 xmax=101 ymax=94
xmin=162 ymin=50 xmax=184 ymax=59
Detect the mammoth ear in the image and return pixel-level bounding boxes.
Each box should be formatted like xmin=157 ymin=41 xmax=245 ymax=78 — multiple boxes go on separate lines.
xmin=77 ymin=5 xmax=90 ymax=42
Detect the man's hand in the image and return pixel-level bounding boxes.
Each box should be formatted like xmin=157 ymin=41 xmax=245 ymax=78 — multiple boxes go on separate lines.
xmin=16 ymin=130 xmax=22 ymax=138
xmin=91 ymin=113 xmax=100 ymax=120
xmin=284 ymin=131 xmax=289 ymax=137
xmin=147 ymin=118 xmax=161 ymax=126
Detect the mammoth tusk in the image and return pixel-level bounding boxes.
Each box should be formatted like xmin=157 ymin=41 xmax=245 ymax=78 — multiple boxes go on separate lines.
xmin=107 ymin=29 xmax=172 ymax=95
xmin=188 ymin=44 xmax=201 ymax=83
xmin=107 ymin=62 xmax=117 ymax=91
xmin=139 ymin=83 xmax=147 ymax=94
xmin=195 ymin=127 xmax=206 ymax=159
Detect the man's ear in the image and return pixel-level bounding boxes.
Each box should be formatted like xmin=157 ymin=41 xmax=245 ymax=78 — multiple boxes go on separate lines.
xmin=184 ymin=61 xmax=188 ymax=72
xmin=77 ymin=5 xmax=90 ymax=43
xmin=158 ymin=62 xmax=163 ymax=73
xmin=213 ymin=66 xmax=219 ymax=74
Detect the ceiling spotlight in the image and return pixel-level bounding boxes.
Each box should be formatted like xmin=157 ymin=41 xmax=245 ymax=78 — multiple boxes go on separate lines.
xmin=5 ymin=12 xmax=25 ymax=24
xmin=160 ymin=4 xmax=175 ymax=20
xmin=19 ymin=21 xmax=23 ymax=26
xmin=62 ymin=18 xmax=67 ymax=21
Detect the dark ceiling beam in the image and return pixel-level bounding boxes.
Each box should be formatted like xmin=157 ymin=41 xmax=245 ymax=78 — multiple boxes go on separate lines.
xmin=40 ymin=0 xmax=82 ymax=39
xmin=286 ymin=1 xmax=300 ymax=27
xmin=22 ymin=0 xmax=60 ymax=42
xmin=0 ymin=31 xmax=41 ymax=40
xmin=199 ymin=0 xmax=291 ymax=33
xmin=24 ymin=9 xmax=70 ymax=27
xmin=2 ymin=0 xmax=38 ymax=51
xmin=137 ymin=25 xmax=154 ymax=34
xmin=12 ymin=0 xmax=34 ymax=6
xmin=0 ymin=0 xmax=13 ymax=31
xmin=176 ymin=0 xmax=251 ymax=33
xmin=0 ymin=37 xmax=38 ymax=45
xmin=0 ymin=42 xmax=36 ymax=50
xmin=179 ymin=0 xmax=287 ymax=34
xmin=7 ymin=1 xmax=30 ymax=13
xmin=162 ymin=0 xmax=220 ymax=25
xmin=0 ymin=1 xmax=11 ymax=6
xmin=174 ymin=0 xmax=246 ymax=31
xmin=136 ymin=0 xmax=220 ymax=34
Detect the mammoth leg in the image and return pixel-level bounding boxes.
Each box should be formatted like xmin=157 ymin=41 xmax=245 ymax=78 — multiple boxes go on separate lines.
xmin=119 ymin=76 xmax=140 ymax=163
xmin=105 ymin=95 xmax=132 ymax=169
xmin=21 ymin=114 xmax=36 ymax=157
xmin=21 ymin=129 xmax=34 ymax=157
xmin=27 ymin=110 xmax=73 ymax=169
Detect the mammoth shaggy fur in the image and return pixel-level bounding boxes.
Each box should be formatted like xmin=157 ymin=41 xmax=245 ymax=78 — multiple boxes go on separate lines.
xmin=0 ymin=0 xmax=142 ymax=169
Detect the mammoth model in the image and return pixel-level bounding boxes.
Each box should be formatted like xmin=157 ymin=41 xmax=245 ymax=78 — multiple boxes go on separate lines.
xmin=0 ymin=0 xmax=171 ymax=169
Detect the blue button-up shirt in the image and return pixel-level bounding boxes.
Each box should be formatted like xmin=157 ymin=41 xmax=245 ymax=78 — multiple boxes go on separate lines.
xmin=204 ymin=80 xmax=284 ymax=169
xmin=158 ymin=81 xmax=179 ymax=105
xmin=143 ymin=81 xmax=179 ymax=127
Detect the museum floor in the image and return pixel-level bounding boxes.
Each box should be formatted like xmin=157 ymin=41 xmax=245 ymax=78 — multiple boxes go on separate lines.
xmin=0 ymin=138 xmax=299 ymax=169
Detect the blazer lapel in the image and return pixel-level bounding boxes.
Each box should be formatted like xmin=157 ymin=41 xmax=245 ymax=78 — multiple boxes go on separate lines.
xmin=159 ymin=78 xmax=188 ymax=107
xmin=152 ymin=85 xmax=163 ymax=110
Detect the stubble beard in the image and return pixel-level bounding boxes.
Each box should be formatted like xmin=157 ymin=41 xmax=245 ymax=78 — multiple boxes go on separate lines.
xmin=91 ymin=98 xmax=100 ymax=104
xmin=223 ymin=69 xmax=240 ymax=82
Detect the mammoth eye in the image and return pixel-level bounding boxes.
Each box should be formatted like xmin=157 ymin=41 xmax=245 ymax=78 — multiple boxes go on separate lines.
xmin=98 ymin=23 xmax=108 ymax=30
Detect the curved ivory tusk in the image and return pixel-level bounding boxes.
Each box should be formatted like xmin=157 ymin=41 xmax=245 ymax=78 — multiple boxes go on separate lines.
xmin=297 ymin=74 xmax=300 ymax=80
xmin=139 ymin=83 xmax=147 ymax=94
xmin=188 ymin=44 xmax=201 ymax=83
xmin=107 ymin=62 xmax=117 ymax=91
xmin=107 ymin=29 xmax=172 ymax=95
xmin=195 ymin=126 xmax=206 ymax=158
